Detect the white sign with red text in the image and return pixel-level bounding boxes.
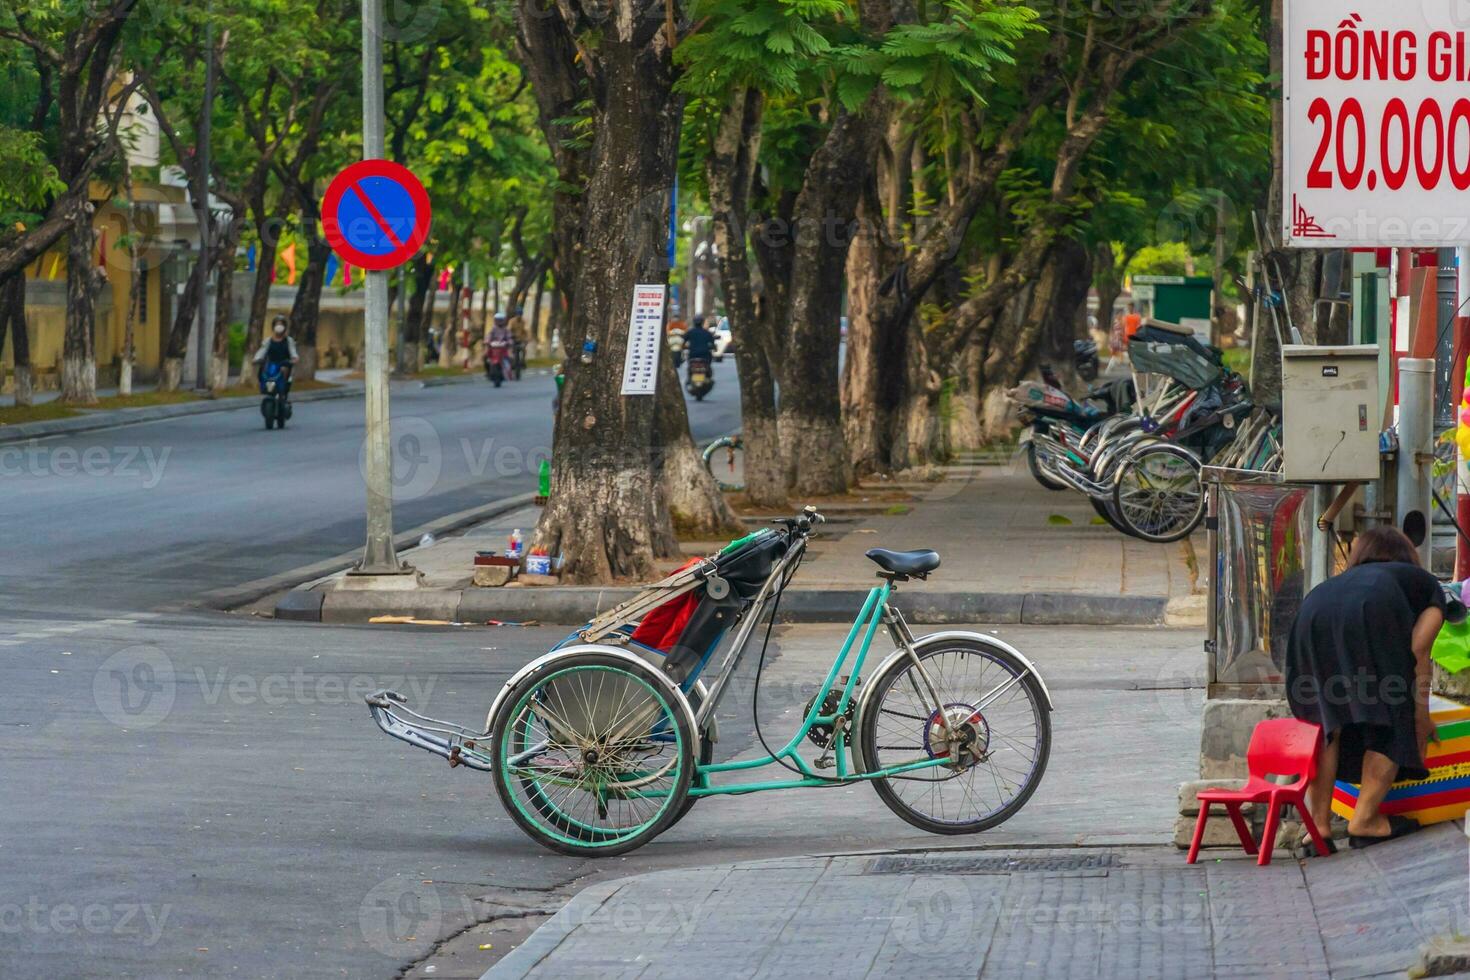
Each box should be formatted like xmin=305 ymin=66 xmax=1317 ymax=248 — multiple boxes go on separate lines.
xmin=1285 ymin=3 xmax=1470 ymax=246
xmin=620 ymin=284 xmax=667 ymax=395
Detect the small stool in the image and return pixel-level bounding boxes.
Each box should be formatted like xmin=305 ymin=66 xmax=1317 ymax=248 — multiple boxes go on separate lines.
xmin=1186 ymin=718 xmax=1331 ymax=866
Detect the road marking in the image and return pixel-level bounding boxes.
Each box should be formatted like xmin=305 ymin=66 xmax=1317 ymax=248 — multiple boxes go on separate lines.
xmin=11 ymin=632 xmax=49 ymax=639
xmin=41 ymin=625 xmax=83 ymax=634
xmin=0 ymin=639 xmax=23 ymax=646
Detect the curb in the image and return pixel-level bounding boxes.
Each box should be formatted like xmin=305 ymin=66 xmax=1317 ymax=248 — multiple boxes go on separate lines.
xmin=0 ymin=384 xmax=364 ymax=444
xmin=286 ymin=583 xmax=1168 ymax=626
xmin=215 ymin=492 xmax=536 ymax=614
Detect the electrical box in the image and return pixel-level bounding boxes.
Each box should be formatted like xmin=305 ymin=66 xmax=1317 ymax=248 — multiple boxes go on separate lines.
xmin=1280 ymin=345 xmax=1381 ymax=483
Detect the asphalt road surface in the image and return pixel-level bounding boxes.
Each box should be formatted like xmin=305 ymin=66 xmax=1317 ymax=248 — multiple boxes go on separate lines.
xmin=0 ymin=612 xmax=1203 ymax=979
xmin=0 ymin=353 xmax=1204 ymax=979
xmin=0 ymin=359 xmax=740 ymax=616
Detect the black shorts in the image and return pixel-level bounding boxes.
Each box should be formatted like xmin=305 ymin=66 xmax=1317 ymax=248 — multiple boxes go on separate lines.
xmin=1333 ymin=722 xmax=1427 ymax=783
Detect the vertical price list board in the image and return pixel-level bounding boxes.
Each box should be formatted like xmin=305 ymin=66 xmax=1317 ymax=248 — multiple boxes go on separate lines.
xmin=620 ymin=283 xmax=667 ymax=395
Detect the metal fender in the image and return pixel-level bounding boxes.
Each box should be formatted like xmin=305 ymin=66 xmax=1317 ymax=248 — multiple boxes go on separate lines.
xmin=483 ymin=644 xmax=704 ymax=744
xmin=852 ymin=631 xmax=1054 ymax=774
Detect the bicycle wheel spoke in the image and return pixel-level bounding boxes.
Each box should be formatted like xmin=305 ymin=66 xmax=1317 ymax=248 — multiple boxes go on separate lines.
xmin=864 ymin=644 xmax=1047 ymax=831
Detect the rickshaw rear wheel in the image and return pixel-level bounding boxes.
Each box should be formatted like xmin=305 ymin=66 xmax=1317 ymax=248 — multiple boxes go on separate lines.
xmin=490 ymin=651 xmax=694 ymax=856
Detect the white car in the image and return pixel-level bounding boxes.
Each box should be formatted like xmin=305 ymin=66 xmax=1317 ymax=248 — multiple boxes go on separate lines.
xmin=713 ymin=317 xmax=734 ymax=361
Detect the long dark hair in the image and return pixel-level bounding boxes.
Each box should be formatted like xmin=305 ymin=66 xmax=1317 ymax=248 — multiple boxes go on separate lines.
xmin=1345 ymin=525 xmax=1420 ymax=569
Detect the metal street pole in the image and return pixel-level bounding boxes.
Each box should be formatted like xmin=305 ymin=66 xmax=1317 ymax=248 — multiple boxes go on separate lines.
xmin=194 ymin=2 xmax=215 ymax=392
xmin=353 ymin=0 xmax=410 ymax=577
xmin=395 ymin=264 xmax=408 ymax=376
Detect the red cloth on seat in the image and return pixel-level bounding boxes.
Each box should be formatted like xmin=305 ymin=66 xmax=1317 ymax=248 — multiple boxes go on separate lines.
xmin=630 ymin=560 xmax=701 ymax=652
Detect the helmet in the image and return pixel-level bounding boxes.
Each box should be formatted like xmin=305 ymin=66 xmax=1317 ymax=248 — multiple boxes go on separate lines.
xmin=493 ymin=312 xmax=507 ymax=324
xmin=271 ymin=316 xmax=287 ymax=336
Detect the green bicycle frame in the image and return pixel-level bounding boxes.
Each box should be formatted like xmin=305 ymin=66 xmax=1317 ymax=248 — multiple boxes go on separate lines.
xmin=682 ymin=580 xmax=951 ymax=798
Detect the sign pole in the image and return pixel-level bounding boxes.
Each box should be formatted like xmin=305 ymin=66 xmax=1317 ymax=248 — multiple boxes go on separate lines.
xmin=1457 ymin=246 xmax=1470 ymax=579
xmin=353 ymin=0 xmax=408 ymax=576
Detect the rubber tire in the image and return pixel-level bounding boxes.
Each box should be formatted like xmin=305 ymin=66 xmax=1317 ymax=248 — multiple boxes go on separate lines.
xmin=490 ymin=652 xmax=694 ymax=857
xmin=1089 ymin=496 xmax=1133 ymax=536
xmin=1110 ymin=444 xmax=1205 ymax=544
xmin=1025 ymin=441 xmax=1068 ymax=491
xmin=858 ymin=637 xmax=1051 ymax=836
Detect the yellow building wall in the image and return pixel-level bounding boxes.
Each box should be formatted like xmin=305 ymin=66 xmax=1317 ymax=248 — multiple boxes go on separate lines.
xmin=3 ymin=201 xmax=166 ymax=389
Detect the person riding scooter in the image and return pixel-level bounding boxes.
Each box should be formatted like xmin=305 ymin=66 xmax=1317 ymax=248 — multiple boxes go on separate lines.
xmin=684 ymin=315 xmax=716 ymax=401
xmin=484 ymin=312 xmax=514 ymax=387
xmin=253 ymin=316 xmax=299 ymax=383
xmin=253 ymin=315 xmax=299 ymax=429
xmin=684 ymin=315 xmax=715 ymax=364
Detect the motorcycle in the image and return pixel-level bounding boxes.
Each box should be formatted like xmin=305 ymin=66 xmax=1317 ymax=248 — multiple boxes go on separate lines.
xmin=685 ymin=356 xmax=714 ymax=401
xmin=484 ymin=339 xmax=512 ymax=387
xmin=259 ymin=361 xmax=292 ymax=430
xmin=667 ymin=328 xmax=686 ymax=369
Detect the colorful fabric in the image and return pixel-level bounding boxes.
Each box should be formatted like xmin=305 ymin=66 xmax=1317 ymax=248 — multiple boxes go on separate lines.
xmin=629 ymin=559 xmax=701 ymax=652
xmin=281 ymin=243 xmax=298 ymax=286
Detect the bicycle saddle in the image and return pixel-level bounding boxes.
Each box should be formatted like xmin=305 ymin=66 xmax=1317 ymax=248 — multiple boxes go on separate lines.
xmin=864 ymin=548 xmax=940 ymax=578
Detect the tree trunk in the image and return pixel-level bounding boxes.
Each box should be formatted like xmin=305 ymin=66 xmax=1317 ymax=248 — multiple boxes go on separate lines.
xmin=244 ymin=207 xmax=286 ymax=357
xmin=161 ymin=245 xmax=205 ymax=392
xmin=779 ymin=102 xmax=888 ymax=495
xmin=529 ymin=267 xmax=548 ymax=358
xmin=210 ymin=217 xmax=243 ymax=391
xmin=949 ymin=340 xmax=984 ymax=450
xmin=119 ymin=175 xmax=142 ymax=397
xmin=654 ymin=350 xmax=742 ymax=542
xmin=521 ymin=1 xmax=686 ymax=583
xmin=288 ymin=237 xmax=330 ymax=380
xmin=403 ymin=252 xmax=434 ymax=371
xmin=841 ymin=191 xmax=891 ymax=475
xmin=1 ymin=271 xmax=34 ymax=405
xmin=707 ymin=87 xmax=785 ymax=508
xmin=60 ymin=207 xmax=99 ymax=404
xmin=444 ymin=283 xmax=463 ymax=365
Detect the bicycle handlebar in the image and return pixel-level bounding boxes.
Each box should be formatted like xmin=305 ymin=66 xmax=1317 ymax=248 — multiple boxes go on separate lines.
xmin=774 ymin=505 xmax=825 ymax=536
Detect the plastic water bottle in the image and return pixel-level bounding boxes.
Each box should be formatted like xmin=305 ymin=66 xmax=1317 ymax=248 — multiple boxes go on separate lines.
xmin=508 ymin=529 xmax=523 ymax=558
xmin=538 ymin=459 xmax=551 ymax=498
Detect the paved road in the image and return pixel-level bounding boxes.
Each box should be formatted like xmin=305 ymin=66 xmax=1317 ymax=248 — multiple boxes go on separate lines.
xmin=0 ymin=360 xmax=741 ymax=616
xmin=0 ymin=609 xmax=1203 ymax=979
xmin=0 ymin=352 xmax=1207 ymax=979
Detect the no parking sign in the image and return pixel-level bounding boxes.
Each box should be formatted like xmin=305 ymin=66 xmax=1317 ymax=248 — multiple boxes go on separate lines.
xmin=321 ymin=160 xmax=432 ymax=271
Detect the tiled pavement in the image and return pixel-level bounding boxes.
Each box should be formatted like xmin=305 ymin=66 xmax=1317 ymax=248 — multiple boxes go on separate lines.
xmin=487 ymin=823 xmax=1467 ymax=979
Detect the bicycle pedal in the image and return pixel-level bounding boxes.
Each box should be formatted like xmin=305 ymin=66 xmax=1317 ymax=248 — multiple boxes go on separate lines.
xmin=814 ymin=753 xmax=836 ymax=770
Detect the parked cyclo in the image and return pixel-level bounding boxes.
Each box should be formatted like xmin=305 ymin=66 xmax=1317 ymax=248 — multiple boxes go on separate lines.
xmin=1011 ymin=321 xmax=1274 ymax=543
xmin=366 ymin=508 xmax=1053 ymax=855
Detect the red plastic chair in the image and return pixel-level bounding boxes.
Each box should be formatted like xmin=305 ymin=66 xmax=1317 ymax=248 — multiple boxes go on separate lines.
xmin=1186 ymin=718 xmax=1331 ymax=866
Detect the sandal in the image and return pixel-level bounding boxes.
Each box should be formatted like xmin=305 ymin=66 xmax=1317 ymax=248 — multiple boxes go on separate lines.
xmin=1348 ymin=814 xmax=1420 ymax=849
xmin=1293 ymin=835 xmax=1337 ymax=859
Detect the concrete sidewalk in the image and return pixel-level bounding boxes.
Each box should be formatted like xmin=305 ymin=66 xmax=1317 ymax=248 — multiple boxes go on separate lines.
xmin=486 ymin=823 xmax=1467 ymax=979
xmin=277 ymin=459 xmax=1202 ymax=626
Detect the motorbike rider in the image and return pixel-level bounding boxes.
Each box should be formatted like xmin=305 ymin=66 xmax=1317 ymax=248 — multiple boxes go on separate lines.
xmin=485 ymin=312 xmax=514 ymax=379
xmin=684 ymin=314 xmax=715 ymax=369
xmin=506 ymin=308 xmax=529 ymax=376
xmin=253 ymin=315 xmax=299 ymax=390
